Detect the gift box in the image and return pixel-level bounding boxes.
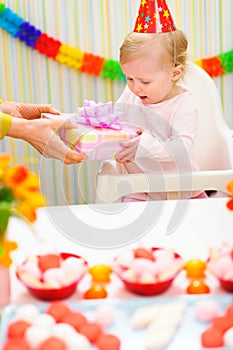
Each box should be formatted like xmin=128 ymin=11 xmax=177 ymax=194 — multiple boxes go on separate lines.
xmin=42 ymin=101 xmax=139 ymax=160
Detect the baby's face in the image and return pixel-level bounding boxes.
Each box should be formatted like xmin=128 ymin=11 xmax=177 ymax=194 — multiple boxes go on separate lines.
xmin=121 ymin=56 xmax=177 ymax=104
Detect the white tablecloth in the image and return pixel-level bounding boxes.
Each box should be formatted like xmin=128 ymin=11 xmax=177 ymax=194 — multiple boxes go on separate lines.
xmin=7 ymin=197 xmax=233 ymax=304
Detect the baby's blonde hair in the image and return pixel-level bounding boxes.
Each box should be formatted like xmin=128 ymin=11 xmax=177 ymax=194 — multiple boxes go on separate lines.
xmin=120 ymin=29 xmax=188 ymax=68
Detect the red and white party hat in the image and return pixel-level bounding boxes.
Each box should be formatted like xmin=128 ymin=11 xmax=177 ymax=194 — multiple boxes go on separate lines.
xmin=134 ymin=0 xmax=176 ymax=33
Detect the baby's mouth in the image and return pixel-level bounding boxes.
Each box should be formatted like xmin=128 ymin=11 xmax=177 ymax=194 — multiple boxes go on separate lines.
xmin=139 ymin=96 xmax=147 ymax=100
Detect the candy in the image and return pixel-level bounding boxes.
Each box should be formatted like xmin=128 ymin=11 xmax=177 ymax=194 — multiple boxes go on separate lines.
xmin=3 ymin=338 xmax=30 ymax=350
xmin=62 ymin=257 xmax=85 ymax=272
xmin=207 ymin=243 xmax=233 ymax=283
xmin=130 ymin=305 xmax=163 ymax=329
xmin=114 ymin=251 xmax=134 ymax=269
xmin=209 ymin=256 xmax=233 ymax=278
xmin=52 ymin=323 xmax=77 ymax=338
xmin=158 ymin=261 xmax=184 ymax=282
xmin=139 ymin=272 xmax=156 ymax=284
xmin=34 ymin=314 xmax=56 ymax=330
xmin=43 ymin=267 xmax=66 ymax=288
xmin=7 ymin=320 xmax=31 ymax=339
xmin=152 ymin=248 xmax=174 ymax=258
xmin=212 ymin=316 xmax=233 ymax=333
xmin=186 ymin=279 xmax=210 ymax=294
xmin=145 ymin=327 xmax=175 ymax=349
xmin=129 ymin=258 xmax=157 ymax=277
xmin=194 ymin=300 xmax=220 ymax=322
xmin=61 ymin=312 xmax=88 ymax=332
xmin=15 ymin=304 xmax=39 ymax=323
xmin=94 ymin=304 xmax=116 ymax=328
xmin=88 ymin=264 xmax=112 ymax=283
xmin=223 ymin=327 xmax=233 ymax=347
xmin=17 ymin=272 xmax=44 ymax=288
xmin=134 ymin=248 xmax=155 ymax=261
xmin=83 ymin=284 xmax=108 ymax=299
xmin=25 ymin=325 xmax=51 ymax=348
xmin=3 ymin=301 xmax=121 ymax=350
xmin=201 ymin=327 xmax=224 ymax=348
xmin=79 ymin=322 xmax=102 ymax=343
xmin=18 ymin=259 xmax=41 ymax=280
xmin=113 ymin=246 xmax=183 ymax=290
xmin=96 ymin=333 xmax=121 ymax=350
xmin=38 ymin=336 xmax=67 ymax=350
xmin=184 ymin=259 xmax=206 ymax=278
xmin=121 ymin=269 xmax=137 ymax=282
xmin=46 ymin=301 xmax=71 ymax=322
xmin=65 ymin=333 xmax=91 ymax=350
xmin=17 ymin=253 xmax=87 ymax=292
xmin=38 ymin=254 xmax=60 ymax=272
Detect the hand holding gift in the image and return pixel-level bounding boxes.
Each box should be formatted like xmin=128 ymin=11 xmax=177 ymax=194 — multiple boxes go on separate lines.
xmin=116 ymin=136 xmax=141 ymax=163
xmin=42 ymin=100 xmax=139 ymax=160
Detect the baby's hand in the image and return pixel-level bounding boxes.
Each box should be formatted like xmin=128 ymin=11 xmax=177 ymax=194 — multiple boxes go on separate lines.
xmin=115 ymin=135 xmax=141 ymax=163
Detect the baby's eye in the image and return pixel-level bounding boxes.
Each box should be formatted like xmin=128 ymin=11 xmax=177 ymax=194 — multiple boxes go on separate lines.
xmin=126 ymin=77 xmax=133 ymax=81
xmin=141 ymin=81 xmax=150 ymax=85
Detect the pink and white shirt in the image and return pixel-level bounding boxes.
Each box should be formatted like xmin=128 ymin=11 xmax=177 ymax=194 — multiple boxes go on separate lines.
xmin=110 ymin=84 xmax=200 ymax=200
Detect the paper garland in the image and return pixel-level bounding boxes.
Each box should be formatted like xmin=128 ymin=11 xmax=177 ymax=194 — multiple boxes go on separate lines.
xmin=0 ymin=3 xmax=232 ymax=81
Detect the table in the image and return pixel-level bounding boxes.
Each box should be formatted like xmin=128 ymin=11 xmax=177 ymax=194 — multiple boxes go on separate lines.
xmin=7 ymin=197 xmax=233 ymax=304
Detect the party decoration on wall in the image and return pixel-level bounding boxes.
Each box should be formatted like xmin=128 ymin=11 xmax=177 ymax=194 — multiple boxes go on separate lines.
xmin=0 ymin=3 xmax=232 ymax=80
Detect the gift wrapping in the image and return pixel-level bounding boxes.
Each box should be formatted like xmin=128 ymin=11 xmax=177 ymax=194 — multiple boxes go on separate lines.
xmin=42 ymin=113 xmax=139 ymax=160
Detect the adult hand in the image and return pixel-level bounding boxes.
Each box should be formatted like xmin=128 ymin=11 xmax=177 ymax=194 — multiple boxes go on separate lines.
xmin=7 ymin=117 xmax=88 ymax=164
xmin=115 ymin=135 xmax=141 ymax=163
xmin=0 ymin=101 xmax=60 ymax=119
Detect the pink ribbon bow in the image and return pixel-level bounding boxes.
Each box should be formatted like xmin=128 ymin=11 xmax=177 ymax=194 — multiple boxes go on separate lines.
xmin=71 ymin=100 xmax=123 ymax=130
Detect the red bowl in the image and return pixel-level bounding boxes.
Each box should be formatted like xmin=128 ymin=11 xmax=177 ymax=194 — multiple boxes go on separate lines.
xmin=207 ymin=253 xmax=233 ymax=293
xmin=113 ymin=247 xmax=183 ymax=296
xmin=217 ymin=278 xmax=233 ymax=293
xmin=16 ymin=252 xmax=88 ymax=301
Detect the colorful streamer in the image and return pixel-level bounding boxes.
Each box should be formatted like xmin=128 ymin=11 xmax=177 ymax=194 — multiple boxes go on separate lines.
xmin=0 ymin=3 xmax=232 ymax=80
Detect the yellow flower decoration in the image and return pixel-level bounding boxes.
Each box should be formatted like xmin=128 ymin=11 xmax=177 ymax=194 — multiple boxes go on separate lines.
xmin=0 ymin=153 xmax=11 ymax=169
xmin=0 ymin=153 xmax=11 ymax=178
xmin=0 ymin=154 xmax=47 ymax=267
xmin=0 ymin=240 xmax=18 ymax=268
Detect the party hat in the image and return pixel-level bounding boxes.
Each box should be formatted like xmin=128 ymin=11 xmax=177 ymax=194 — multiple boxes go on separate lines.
xmin=134 ymin=0 xmax=176 ymax=33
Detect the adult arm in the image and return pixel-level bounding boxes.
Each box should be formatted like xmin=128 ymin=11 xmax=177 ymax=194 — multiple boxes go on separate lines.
xmin=0 ymin=100 xmax=60 ymax=119
xmin=6 ymin=117 xmax=88 ymax=164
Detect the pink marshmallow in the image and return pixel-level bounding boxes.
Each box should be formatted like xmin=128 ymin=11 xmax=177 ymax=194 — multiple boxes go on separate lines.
xmin=195 ymin=300 xmax=221 ymax=322
xmin=94 ymin=304 xmax=116 ymax=327
xmin=43 ymin=268 xmax=66 ymax=288
xmin=19 ymin=259 xmax=42 ymax=280
xmin=209 ymin=256 xmax=233 ymax=277
xmin=129 ymin=258 xmax=157 ymax=277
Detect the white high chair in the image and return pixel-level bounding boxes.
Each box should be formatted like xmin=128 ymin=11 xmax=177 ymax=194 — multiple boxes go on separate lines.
xmin=95 ymin=63 xmax=233 ymax=203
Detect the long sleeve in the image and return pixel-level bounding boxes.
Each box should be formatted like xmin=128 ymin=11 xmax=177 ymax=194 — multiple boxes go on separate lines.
xmin=117 ymin=86 xmax=199 ymax=172
xmin=0 ymin=113 xmax=12 ymax=140
xmin=136 ymin=103 xmax=199 ymax=166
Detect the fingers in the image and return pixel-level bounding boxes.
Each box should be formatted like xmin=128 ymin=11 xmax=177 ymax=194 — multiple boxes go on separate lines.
xmin=63 ymin=150 xmax=88 ymax=165
xmin=118 ymin=139 xmax=136 ymax=148
xmin=136 ymin=128 xmax=144 ymax=135
xmin=19 ymin=103 xmax=60 ymax=119
xmin=115 ymin=147 xmax=134 ymax=163
xmin=116 ymin=137 xmax=140 ymax=162
xmin=44 ymin=105 xmax=61 ymax=115
xmin=42 ymin=135 xmax=88 ymax=164
xmin=46 ymin=118 xmax=77 ymax=131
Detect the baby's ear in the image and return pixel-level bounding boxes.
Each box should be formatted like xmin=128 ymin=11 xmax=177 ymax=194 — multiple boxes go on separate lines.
xmin=172 ymin=65 xmax=184 ymax=81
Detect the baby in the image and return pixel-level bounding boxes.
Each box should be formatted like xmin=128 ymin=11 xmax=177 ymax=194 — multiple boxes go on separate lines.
xmin=101 ymin=0 xmax=206 ymax=201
